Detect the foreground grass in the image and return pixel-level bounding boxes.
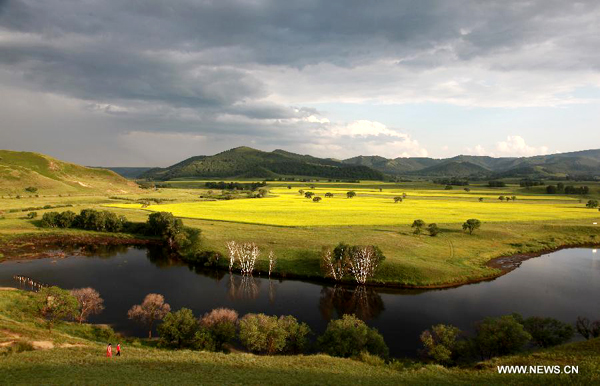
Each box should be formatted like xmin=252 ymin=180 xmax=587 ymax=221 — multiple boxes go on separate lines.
xmin=0 ymin=289 xmax=598 ymax=385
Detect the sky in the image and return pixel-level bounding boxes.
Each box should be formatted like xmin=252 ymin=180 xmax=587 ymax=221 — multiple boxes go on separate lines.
xmin=0 ymin=0 xmax=599 ymax=167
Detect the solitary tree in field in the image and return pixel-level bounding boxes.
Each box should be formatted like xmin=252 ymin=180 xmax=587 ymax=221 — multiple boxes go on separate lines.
xmin=427 ymin=223 xmax=440 ymax=237
xmin=313 ymin=196 xmax=322 ymax=203
xmin=325 ymin=192 xmax=334 ymax=198
xmin=128 ymin=293 xmax=171 ymax=338
xmin=298 ymin=189 xmax=304 ymax=195
xmin=511 ymin=196 xmax=517 ymax=201
xmin=464 ymin=188 xmax=471 ymax=192
xmin=462 ymin=219 xmax=481 ymax=235
xmin=498 ymin=196 xmax=505 ymax=201
xmin=479 ymin=197 xmax=484 ymax=202
xmin=305 ymin=191 xmax=315 ymax=199
xmin=71 ymin=287 xmax=104 ymax=324
xmin=36 ymin=286 xmax=79 ymax=332
xmin=586 ymin=200 xmax=599 ymax=208
xmin=412 ymin=219 xmax=426 ymax=235
xmin=287 ymin=185 xmax=292 ymax=189
xmin=394 ymin=196 xmax=403 ymax=203
xmin=346 ymin=191 xmax=356 ymax=199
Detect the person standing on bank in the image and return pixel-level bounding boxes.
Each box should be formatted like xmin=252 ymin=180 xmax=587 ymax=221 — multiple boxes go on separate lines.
xmin=116 ymin=343 xmax=121 ymax=357
xmin=106 ymin=343 xmax=112 ymax=358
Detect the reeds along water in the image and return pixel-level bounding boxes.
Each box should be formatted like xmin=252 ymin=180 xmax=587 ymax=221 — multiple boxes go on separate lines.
xmin=13 ymin=275 xmax=48 ymax=291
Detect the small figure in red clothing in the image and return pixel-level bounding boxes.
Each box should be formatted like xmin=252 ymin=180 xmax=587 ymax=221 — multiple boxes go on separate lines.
xmin=116 ymin=343 xmax=121 ymax=357
xmin=106 ymin=343 xmax=112 ymax=358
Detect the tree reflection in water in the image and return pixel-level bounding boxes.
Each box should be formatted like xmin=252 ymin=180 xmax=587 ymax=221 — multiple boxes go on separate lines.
xmin=319 ymin=285 xmax=385 ymax=321
xmin=227 ymin=274 xmax=260 ymax=301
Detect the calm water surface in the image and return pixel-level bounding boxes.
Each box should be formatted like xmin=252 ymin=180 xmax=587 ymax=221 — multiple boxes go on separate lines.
xmin=1 ymin=246 xmax=598 ymax=356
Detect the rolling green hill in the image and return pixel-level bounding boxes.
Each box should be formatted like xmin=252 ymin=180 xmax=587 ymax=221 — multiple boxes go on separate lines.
xmin=0 ymin=150 xmax=141 ymax=195
xmin=140 ymin=146 xmax=385 ymax=181
xmin=343 ymin=149 xmax=600 ymax=178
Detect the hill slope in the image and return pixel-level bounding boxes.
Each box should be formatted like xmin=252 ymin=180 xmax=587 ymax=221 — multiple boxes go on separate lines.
xmin=1 ymin=289 xmax=599 ymax=385
xmin=0 ymin=150 xmax=141 ymax=195
xmin=343 ymin=149 xmax=600 ymax=178
xmin=141 ymin=146 xmax=385 ymax=180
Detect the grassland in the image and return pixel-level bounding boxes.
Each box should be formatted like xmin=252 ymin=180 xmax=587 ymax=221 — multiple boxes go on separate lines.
xmin=105 ymin=186 xmax=596 ymax=227
xmin=1 ymin=289 xmax=599 ymax=385
xmin=2 ymin=180 xmax=600 ymax=287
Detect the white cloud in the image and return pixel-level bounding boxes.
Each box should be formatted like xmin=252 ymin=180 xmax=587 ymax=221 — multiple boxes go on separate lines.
xmin=465 ymin=144 xmax=489 ymax=156
xmin=305 ymin=119 xmax=429 ymax=158
xmin=495 ymin=136 xmax=549 ymax=156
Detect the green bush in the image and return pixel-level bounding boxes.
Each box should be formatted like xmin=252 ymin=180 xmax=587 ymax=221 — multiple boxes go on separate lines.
xmin=158 ymin=308 xmax=201 ymax=349
xmin=239 ymin=313 xmax=311 ymax=355
xmin=200 ymin=308 xmax=238 ymax=351
xmin=420 ymin=324 xmax=462 ymax=365
xmin=317 ymin=314 xmax=388 ymax=359
xmin=473 ymin=315 xmax=531 ymax=359
xmin=513 ymin=314 xmax=574 ymax=348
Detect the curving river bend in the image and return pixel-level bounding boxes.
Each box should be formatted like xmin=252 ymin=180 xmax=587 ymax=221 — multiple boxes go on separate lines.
xmin=1 ymin=246 xmax=599 ymax=356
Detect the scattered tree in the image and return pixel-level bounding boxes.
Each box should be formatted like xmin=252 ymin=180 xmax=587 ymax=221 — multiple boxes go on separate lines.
xmin=393 ymin=196 xmax=403 ymax=203
xmin=25 ymin=186 xmax=38 ymax=193
xmin=239 ymin=313 xmax=311 ymax=355
xmin=586 ymin=200 xmax=599 ymax=208
xmin=298 ymin=189 xmax=304 ymax=195
xmin=313 ymin=196 xmax=322 ymax=203
xmin=200 ymin=308 xmax=239 ymax=351
xmin=71 ymin=287 xmax=104 ymax=324
xmin=128 ymin=293 xmax=171 ymax=338
xmin=427 ymin=223 xmax=440 ymax=237
xmin=346 ymin=191 xmax=356 ymax=199
xmin=268 ymin=251 xmax=277 ymax=277
xmin=473 ymin=315 xmax=531 ymax=360
xmin=464 ymin=188 xmax=471 ymax=192
xmin=317 ymin=314 xmax=388 ymax=358
xmin=225 ymin=241 xmax=260 ymax=275
xmin=513 ymin=314 xmax=574 ymax=348
xmin=478 ymin=197 xmax=484 ymax=202
xmin=304 ymin=191 xmax=315 ymax=199
xmin=325 ymin=192 xmax=334 ymax=198
xmin=420 ymin=324 xmax=462 ymax=365
xmin=575 ymin=316 xmax=600 ymax=340
xmin=147 ymin=212 xmax=185 ymax=249
xmin=27 ymin=212 xmax=37 ymax=219
xmin=462 ymin=219 xmax=481 ymax=235
xmin=158 ymin=308 xmax=200 ymax=349
xmin=35 ymin=286 xmax=79 ymax=332
xmin=412 ymin=219 xmax=426 ymax=235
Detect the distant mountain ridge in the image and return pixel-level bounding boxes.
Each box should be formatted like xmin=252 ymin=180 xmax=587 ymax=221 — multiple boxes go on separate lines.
xmin=140 ymin=146 xmax=385 ymax=180
xmin=140 ymin=147 xmax=600 ymax=180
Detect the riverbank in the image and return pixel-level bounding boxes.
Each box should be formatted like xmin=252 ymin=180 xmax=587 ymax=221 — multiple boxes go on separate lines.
xmin=1 ymin=289 xmax=598 ymax=385
xmin=1 ymin=229 xmax=599 ymax=290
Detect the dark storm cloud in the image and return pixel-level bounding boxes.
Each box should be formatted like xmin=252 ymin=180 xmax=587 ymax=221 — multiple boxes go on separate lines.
xmin=0 ymin=0 xmax=599 ymax=165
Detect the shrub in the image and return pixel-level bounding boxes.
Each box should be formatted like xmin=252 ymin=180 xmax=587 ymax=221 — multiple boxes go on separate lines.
xmin=575 ymin=316 xmax=600 ymax=340
xmin=239 ymin=313 xmax=287 ymax=354
xmin=35 ymin=286 xmax=79 ymax=332
xmin=200 ymin=308 xmax=238 ymax=350
xmin=238 ymin=313 xmax=311 ymax=355
xmin=411 ymin=219 xmax=426 ymax=235
xmin=462 ymin=219 xmax=481 ymax=235
xmin=158 ymin=308 xmax=201 ymax=349
xmin=317 ymin=314 xmax=388 ymax=359
xmin=276 ymin=315 xmax=311 ymax=354
xmin=25 ymin=187 xmax=38 ymax=193
xmin=27 ymin=212 xmax=38 ymax=219
xmin=473 ymin=315 xmax=531 ymax=359
xmin=427 ymin=223 xmax=440 ymax=237
xmin=586 ymin=200 xmax=599 ymax=208
xmin=513 ymin=314 xmax=574 ymax=348
xmin=420 ymin=324 xmax=462 ymax=365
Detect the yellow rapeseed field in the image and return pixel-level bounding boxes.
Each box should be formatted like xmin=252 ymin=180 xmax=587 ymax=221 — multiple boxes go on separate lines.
xmin=105 ymin=187 xmax=598 ymax=227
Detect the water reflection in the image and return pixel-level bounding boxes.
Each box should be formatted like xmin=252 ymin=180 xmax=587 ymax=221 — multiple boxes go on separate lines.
xmin=319 ymin=285 xmax=385 ymax=321
xmin=227 ymin=274 xmax=261 ymax=300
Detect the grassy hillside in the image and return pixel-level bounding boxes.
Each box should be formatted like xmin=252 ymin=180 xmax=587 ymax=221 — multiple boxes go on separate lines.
xmin=0 ymin=150 xmax=141 ymax=196
xmin=1 ymin=289 xmax=598 ymax=385
xmin=343 ymin=149 xmax=600 ymax=178
xmin=140 ymin=147 xmax=385 ymax=180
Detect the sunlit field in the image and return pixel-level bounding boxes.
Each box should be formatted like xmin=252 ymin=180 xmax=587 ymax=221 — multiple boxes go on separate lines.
xmin=105 ymin=186 xmax=597 ymax=227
